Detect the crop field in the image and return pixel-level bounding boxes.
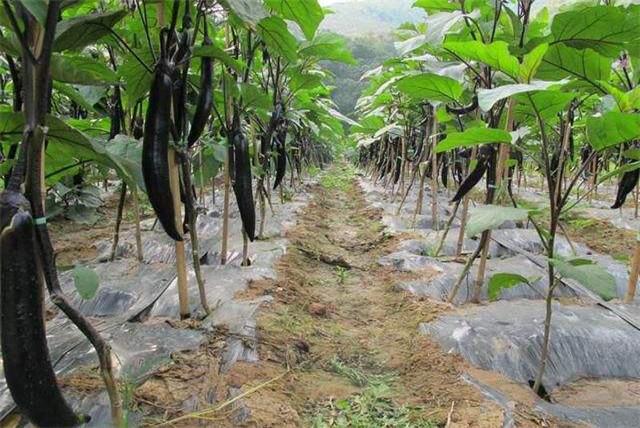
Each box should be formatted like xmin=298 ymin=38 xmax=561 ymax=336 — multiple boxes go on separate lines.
xmin=0 ymin=0 xmax=640 ymax=427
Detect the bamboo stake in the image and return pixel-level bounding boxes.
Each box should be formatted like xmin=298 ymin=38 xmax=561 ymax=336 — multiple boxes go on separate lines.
xmin=455 ymin=147 xmax=477 ymax=256
xmin=159 ymin=2 xmax=189 ymax=319
xmin=625 ymin=235 xmax=640 ymax=303
xmin=109 ymin=182 xmax=127 ymax=262
xmin=471 ymin=100 xmax=515 ymax=302
xmin=430 ymin=113 xmax=439 ymax=230
xmin=132 ymin=187 xmax=144 ymax=262
xmin=220 ymin=148 xmax=231 ymax=265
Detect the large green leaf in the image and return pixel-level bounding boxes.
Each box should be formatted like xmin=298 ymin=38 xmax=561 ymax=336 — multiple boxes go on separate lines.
xmin=516 ymin=90 xmax=575 ymax=122
xmin=537 ymin=44 xmax=611 ymax=90
xmin=53 ymin=81 xmax=98 ymax=112
xmin=73 ymin=266 xmax=100 ymax=300
xmin=412 ymin=0 xmax=458 ymax=13
xmin=586 ymin=112 xmax=640 ymax=151
xmin=466 ymin=205 xmax=529 ymax=238
xmin=265 ymin=0 xmax=323 ymax=41
xmin=551 ymin=5 xmax=640 ymax=57
xmin=299 ymin=33 xmax=355 ymax=64
xmin=478 ymin=80 xmax=564 ymax=111
xmin=219 ymin=0 xmax=268 ymax=27
xmin=106 ymin=135 xmax=146 ymax=192
xmin=550 ymin=258 xmax=617 ymax=301
xmin=51 ymin=54 xmax=119 ymax=85
xmin=396 ymin=73 xmax=463 ymax=103
xmin=54 ymin=10 xmax=127 ymax=51
xmin=444 ymin=40 xmax=520 ymax=80
xmin=436 ymin=127 xmax=511 ymax=153
xmin=288 ymin=70 xmax=323 ymax=94
xmin=488 ymin=273 xmax=531 ymax=301
xmin=519 ymin=43 xmax=548 ymax=83
xmin=257 ymin=16 xmax=298 ymax=63
xmin=192 ymin=44 xmax=244 ymax=73
xmin=119 ymin=48 xmax=154 ymax=109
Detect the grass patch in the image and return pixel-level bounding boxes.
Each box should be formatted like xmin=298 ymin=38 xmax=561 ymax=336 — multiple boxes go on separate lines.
xmin=263 ymin=306 xmax=316 ymax=336
xmin=320 ymin=164 xmax=356 ymax=191
xmin=309 ymin=382 xmax=437 ymax=428
xmin=310 ymin=358 xmax=435 ymax=427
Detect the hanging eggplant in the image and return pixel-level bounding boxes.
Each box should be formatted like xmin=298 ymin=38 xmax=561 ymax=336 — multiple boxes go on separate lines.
xmin=612 ymin=168 xmax=640 ymax=209
xmin=451 ymin=145 xmax=492 ymax=203
xmin=187 ymin=35 xmax=213 ymax=147
xmin=440 ymin=153 xmax=449 ymax=188
xmin=273 ymin=127 xmax=287 ymax=190
xmin=142 ymin=30 xmax=183 ymax=241
xmin=1 ymin=191 xmax=84 ymax=427
xmin=231 ymin=118 xmax=256 ymax=241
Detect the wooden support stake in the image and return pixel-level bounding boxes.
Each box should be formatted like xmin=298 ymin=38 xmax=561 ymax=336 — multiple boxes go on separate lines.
xmin=220 ymin=149 xmax=231 ymax=265
xmin=430 ymin=113 xmax=439 ymax=230
xmin=626 ymin=236 xmax=640 ymax=303
xmin=132 ymin=187 xmax=144 ymax=262
xmin=169 ymin=150 xmax=190 ymax=319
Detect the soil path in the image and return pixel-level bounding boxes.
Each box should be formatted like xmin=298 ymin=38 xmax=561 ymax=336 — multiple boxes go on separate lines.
xmin=221 ymin=165 xmax=511 ymax=427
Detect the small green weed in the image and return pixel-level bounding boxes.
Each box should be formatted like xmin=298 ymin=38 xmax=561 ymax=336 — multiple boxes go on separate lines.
xmin=310 ymin=382 xmax=436 ymax=428
xmin=335 ymin=266 xmax=349 ymax=285
xmin=320 ymin=164 xmax=356 ymax=191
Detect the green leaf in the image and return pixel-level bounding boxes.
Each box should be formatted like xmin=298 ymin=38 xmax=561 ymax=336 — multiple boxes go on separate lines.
xmin=73 ymin=266 xmax=100 ymax=300
xmin=586 ymin=112 xmax=640 ymax=151
xmin=444 ymin=40 xmax=520 ymax=80
xmin=288 ymin=70 xmax=323 ymax=94
xmin=54 ymin=10 xmax=127 ymax=52
xmin=537 ymin=44 xmax=611 ymax=90
xmin=51 ymin=54 xmax=119 ymax=85
xmin=53 ymin=82 xmax=98 ymax=112
xmin=21 ymin=0 xmax=47 ymax=25
xmin=412 ymin=0 xmax=459 ymax=13
xmin=395 ymin=73 xmax=463 ymax=103
xmin=192 ymin=44 xmax=245 ymax=73
xmin=240 ymin=83 xmax=272 ymax=110
xmin=106 ymin=135 xmax=145 ymax=192
xmin=551 ymin=5 xmax=640 ymax=57
xmin=466 ymin=205 xmax=529 ymax=238
xmin=516 ymin=90 xmax=575 ymax=121
xmin=265 ymin=0 xmax=323 ymax=41
xmin=219 ymin=0 xmax=268 ymax=27
xmin=299 ymin=33 xmax=355 ymax=64
xmin=119 ymin=48 xmax=154 ymax=109
xmin=550 ymin=258 xmax=617 ymax=301
xmin=488 ymin=273 xmax=531 ymax=301
xmin=257 ymin=16 xmax=298 ymax=63
xmin=519 ymin=43 xmax=548 ymax=83
xmin=436 ymin=127 xmax=511 ymax=153
xmin=478 ymin=80 xmax=564 ymax=112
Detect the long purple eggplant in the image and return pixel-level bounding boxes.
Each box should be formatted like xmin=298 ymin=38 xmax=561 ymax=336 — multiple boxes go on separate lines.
xmin=187 ymin=35 xmax=213 ymax=148
xmin=142 ymin=51 xmax=183 ymax=241
xmin=451 ymin=145 xmax=492 ymax=203
xmin=273 ymin=128 xmax=287 ymax=190
xmin=612 ymin=168 xmax=639 ymax=209
xmin=1 ymin=191 xmax=84 ymax=427
xmin=231 ymin=123 xmax=256 ymax=241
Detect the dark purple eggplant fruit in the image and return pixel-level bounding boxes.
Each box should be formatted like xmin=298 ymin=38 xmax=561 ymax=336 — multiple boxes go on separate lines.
xmin=1 ymin=191 xmax=84 ymax=427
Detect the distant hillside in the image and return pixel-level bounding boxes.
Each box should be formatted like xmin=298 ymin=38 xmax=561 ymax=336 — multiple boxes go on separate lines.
xmin=320 ymin=0 xmax=424 ymax=36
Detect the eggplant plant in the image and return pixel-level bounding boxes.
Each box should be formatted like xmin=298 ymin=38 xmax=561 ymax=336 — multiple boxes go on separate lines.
xmin=0 ymin=0 xmax=348 ymax=426
xmin=353 ymin=0 xmax=640 ymax=397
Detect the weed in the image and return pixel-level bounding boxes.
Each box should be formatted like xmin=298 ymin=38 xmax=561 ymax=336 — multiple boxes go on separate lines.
xmin=335 ymin=266 xmax=349 ymax=285
xmin=320 ymin=164 xmax=356 ymax=191
xmin=309 ymin=381 xmax=436 ymax=428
